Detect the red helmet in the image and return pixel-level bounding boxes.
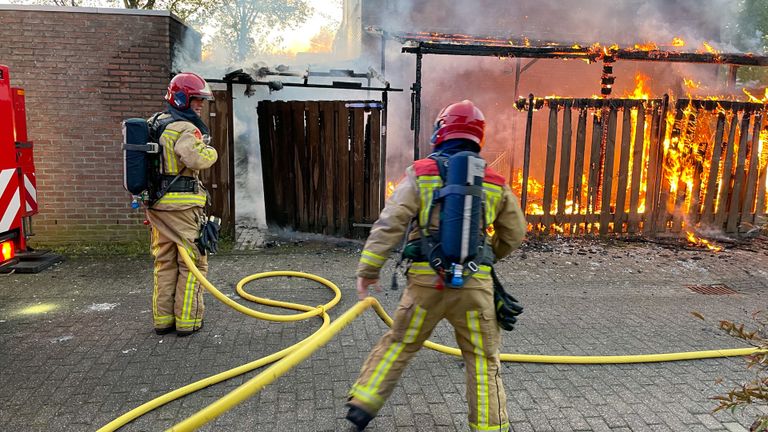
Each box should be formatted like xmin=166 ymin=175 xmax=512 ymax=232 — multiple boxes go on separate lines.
xmin=165 ymin=72 xmax=214 ymax=110
xmin=430 ymin=100 xmax=486 ymax=148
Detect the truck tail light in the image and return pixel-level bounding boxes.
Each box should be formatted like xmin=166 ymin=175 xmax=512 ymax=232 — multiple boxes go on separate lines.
xmin=1 ymin=240 xmax=14 ymax=263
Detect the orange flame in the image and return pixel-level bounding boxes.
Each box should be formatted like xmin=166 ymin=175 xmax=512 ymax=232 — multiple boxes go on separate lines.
xmin=385 ymin=181 xmax=396 ymax=199
xmin=625 ymin=73 xmax=650 ymax=100
xmin=683 ymin=78 xmax=701 ymax=90
xmin=672 ymin=37 xmax=686 ymax=47
xmin=743 ymin=88 xmax=768 ymax=103
xmin=685 ymin=231 xmax=723 ymax=252
xmin=634 ymin=42 xmax=658 ymax=51
xmin=701 ymin=41 xmax=719 ymax=54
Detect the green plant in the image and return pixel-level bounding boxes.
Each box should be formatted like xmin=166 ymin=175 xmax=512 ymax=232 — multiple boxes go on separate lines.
xmin=694 ymin=310 xmax=768 ymax=431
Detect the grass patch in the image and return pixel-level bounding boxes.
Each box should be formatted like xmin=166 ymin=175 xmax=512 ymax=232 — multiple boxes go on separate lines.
xmin=30 ymin=231 xmax=235 ymax=257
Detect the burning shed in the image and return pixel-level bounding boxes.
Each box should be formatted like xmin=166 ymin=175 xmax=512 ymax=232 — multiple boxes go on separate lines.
xmin=343 ymin=0 xmax=768 ymax=240
xmin=391 ymin=33 xmax=768 ymax=238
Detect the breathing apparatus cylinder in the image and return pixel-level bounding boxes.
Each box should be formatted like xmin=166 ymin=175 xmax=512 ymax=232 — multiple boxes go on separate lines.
xmin=439 ymin=151 xmax=486 ymax=287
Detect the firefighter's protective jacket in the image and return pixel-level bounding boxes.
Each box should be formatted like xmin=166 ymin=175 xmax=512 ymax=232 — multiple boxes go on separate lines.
xmin=357 ymin=159 xmax=526 ymax=288
xmin=152 ymin=115 xmax=218 ymax=211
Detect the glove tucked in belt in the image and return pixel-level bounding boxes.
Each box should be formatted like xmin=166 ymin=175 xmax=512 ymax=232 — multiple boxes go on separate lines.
xmin=196 ymin=216 xmax=221 ymax=255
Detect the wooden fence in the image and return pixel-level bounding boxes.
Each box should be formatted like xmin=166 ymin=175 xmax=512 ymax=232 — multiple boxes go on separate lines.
xmin=199 ymin=89 xmax=235 ymax=238
xmin=257 ymin=100 xmax=383 ymax=238
xmin=519 ymin=96 xmax=768 ymax=236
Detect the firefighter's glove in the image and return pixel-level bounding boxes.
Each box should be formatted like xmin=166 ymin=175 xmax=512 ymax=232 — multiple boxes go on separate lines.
xmin=492 ymin=269 xmax=524 ymax=331
xmin=196 ymin=216 xmax=221 ymax=256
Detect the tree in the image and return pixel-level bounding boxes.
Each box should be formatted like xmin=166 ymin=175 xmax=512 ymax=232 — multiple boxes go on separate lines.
xmin=209 ymin=0 xmax=311 ymax=62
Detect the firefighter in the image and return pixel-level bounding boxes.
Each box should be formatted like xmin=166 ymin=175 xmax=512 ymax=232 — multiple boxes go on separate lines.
xmin=346 ymin=100 xmax=527 ymax=431
xmin=147 ymin=72 xmax=217 ymax=337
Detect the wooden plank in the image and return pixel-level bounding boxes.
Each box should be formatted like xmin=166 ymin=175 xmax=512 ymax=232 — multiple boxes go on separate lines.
xmin=740 ymin=113 xmax=763 ymax=230
xmin=336 ymin=102 xmax=350 ymax=236
xmin=279 ymin=102 xmax=297 ymax=228
xmin=701 ymin=113 xmax=726 ymax=225
xmin=571 ymin=108 xmax=588 ymax=231
xmin=542 ymin=106 xmax=559 ymax=229
xmin=716 ymin=114 xmax=739 ymax=229
xmin=599 ymin=108 xmax=618 ymax=235
xmin=726 ymin=113 xmax=751 ymax=233
xmin=320 ymin=101 xmax=336 ymax=235
xmin=666 ymin=108 xmax=686 ymax=232
xmin=256 ymin=103 xmax=274 ymax=225
xmin=628 ymin=104 xmax=646 ymax=233
xmin=259 ymin=101 xmax=282 ymax=226
xmin=614 ymin=106 xmax=632 ymax=233
xmin=306 ymin=102 xmax=321 ymax=232
xmin=756 ymin=128 xmax=768 ymax=222
xmin=557 ymin=102 xmax=572 ymax=220
xmin=656 ymin=106 xmax=685 ymax=233
xmin=587 ymin=110 xmax=603 ymax=220
xmin=294 ymin=102 xmax=310 ymax=232
xmin=351 ymin=107 xmax=366 ymax=237
xmin=367 ymin=108 xmax=382 ymax=221
xmin=672 ymin=112 xmax=697 ymax=232
xmin=644 ymin=102 xmax=663 ymax=234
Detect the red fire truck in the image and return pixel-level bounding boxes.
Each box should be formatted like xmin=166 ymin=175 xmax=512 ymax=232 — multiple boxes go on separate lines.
xmin=0 ymin=64 xmax=39 ymax=271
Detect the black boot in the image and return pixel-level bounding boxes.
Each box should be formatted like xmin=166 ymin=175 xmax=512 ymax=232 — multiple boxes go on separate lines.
xmin=345 ymin=404 xmax=374 ymax=431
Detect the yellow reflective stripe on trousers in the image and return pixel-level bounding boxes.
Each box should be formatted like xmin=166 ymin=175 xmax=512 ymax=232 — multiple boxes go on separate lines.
xmin=176 ymin=316 xmax=203 ymax=329
xmin=470 ymin=422 xmax=510 ymax=431
xmin=360 ymin=250 xmax=387 ymax=268
xmin=359 ymin=303 xmax=428 ymax=404
xmin=416 ymin=175 xmax=441 ymax=232
xmin=363 ymin=341 xmax=404 ymax=402
xmin=181 ymin=243 xmax=198 ymax=321
xmin=151 ymin=225 xmax=173 ymax=325
xmin=402 ymin=305 xmax=427 ymax=344
xmin=349 ymin=383 xmax=385 ymax=408
xmin=468 ymin=310 xmax=489 ymax=429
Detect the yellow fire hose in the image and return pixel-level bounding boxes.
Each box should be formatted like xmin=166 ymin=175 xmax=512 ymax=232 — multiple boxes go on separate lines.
xmin=98 ymin=246 xmax=761 ymax=432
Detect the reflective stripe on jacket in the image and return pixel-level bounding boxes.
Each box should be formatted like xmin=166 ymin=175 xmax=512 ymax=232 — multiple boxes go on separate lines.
xmin=356 ymin=157 xmax=527 ymax=286
xmin=152 ymin=116 xmax=218 ymax=211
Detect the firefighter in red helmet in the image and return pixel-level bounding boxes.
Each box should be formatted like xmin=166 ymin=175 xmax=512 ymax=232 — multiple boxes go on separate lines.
xmin=146 ymin=72 xmax=217 ymax=337
xmin=345 ymin=100 xmax=527 ymax=431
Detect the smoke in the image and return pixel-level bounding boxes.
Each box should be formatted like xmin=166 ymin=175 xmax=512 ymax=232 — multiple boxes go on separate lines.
xmin=170 ymin=0 xmax=767 ymax=231
xmin=173 ymin=11 xmax=378 ymax=230
xmin=358 ymin=0 xmax=766 ymax=177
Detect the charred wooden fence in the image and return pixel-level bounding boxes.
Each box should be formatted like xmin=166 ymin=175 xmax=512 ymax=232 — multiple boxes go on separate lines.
xmin=257 ymin=100 xmax=383 ymax=238
xmin=518 ymin=96 xmax=768 ymax=236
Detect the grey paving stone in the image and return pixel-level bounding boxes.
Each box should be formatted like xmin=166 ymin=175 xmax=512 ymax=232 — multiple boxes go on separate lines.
xmin=1 ymin=238 xmax=766 ymax=431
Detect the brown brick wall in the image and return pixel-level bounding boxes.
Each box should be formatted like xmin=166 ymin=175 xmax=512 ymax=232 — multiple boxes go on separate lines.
xmin=0 ymin=7 xmax=200 ymax=244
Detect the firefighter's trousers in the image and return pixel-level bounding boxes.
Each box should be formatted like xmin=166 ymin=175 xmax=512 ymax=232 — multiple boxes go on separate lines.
xmin=147 ymin=208 xmax=207 ymax=332
xmin=348 ymin=281 xmax=509 ymax=432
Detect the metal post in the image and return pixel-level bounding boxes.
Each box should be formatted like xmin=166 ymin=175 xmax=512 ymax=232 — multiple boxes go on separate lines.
xmin=521 ymin=93 xmax=535 ymax=211
xmin=380 ymin=88 xmax=389 ymax=209
xmin=226 ymin=81 xmax=236 ymax=239
xmin=412 ymin=50 xmax=423 ymax=161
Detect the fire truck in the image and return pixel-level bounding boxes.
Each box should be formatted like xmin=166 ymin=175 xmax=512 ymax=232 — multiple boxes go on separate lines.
xmin=0 ymin=64 xmax=45 ymax=272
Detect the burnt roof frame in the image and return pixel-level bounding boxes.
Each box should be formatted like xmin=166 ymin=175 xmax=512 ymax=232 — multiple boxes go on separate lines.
xmin=397 ymin=34 xmax=768 ymax=159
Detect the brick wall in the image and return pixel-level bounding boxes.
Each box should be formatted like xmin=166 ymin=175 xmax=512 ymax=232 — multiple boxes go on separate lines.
xmin=0 ymin=6 xmax=200 ymax=244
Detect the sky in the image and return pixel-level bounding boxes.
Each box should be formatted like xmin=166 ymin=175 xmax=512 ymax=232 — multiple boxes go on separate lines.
xmin=0 ymin=0 xmax=342 ymax=55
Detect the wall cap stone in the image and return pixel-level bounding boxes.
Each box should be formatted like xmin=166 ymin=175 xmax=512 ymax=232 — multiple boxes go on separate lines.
xmin=0 ymin=4 xmax=191 ymax=29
